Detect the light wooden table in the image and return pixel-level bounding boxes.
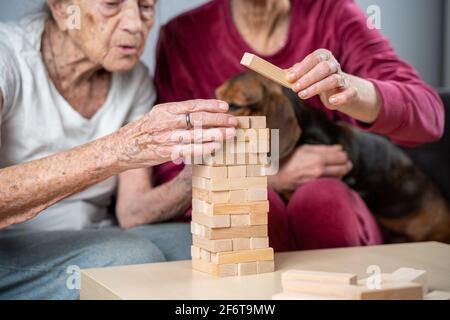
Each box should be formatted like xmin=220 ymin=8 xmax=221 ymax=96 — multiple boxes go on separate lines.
xmin=80 ymin=242 xmax=450 ymax=300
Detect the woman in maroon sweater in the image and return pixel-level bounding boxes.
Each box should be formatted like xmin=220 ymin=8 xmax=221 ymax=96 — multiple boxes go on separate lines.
xmin=150 ymin=0 xmax=444 ymax=251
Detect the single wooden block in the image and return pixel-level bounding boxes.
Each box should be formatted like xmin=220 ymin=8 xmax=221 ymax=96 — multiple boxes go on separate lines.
xmin=191 ymin=246 xmax=201 ymax=259
xmin=248 ymin=140 xmax=270 ymax=153
xmin=282 ymin=279 xmax=423 ymax=300
xmin=227 ymin=165 xmax=247 ymax=178
xmin=192 ymin=211 xmax=231 ymax=228
xmin=192 ymin=188 xmax=230 ymax=204
xmin=236 ymin=128 xmax=270 ymax=142
xmin=211 ymin=248 xmax=274 ymax=265
xmin=247 ymin=188 xmax=268 ymax=201
xmin=358 ymin=268 xmax=428 ymax=294
xmin=238 ymin=262 xmax=258 ymax=276
xmin=236 ymin=116 xmax=250 ymax=129
xmin=391 ymin=268 xmax=427 ymax=294
xmin=282 ymin=270 xmax=358 ymax=285
xmin=241 ymin=52 xmax=291 ymax=89
xmin=257 ymin=260 xmax=275 ymax=274
xmin=232 ymin=238 xmax=251 ymax=251
xmin=249 ymin=116 xmax=267 ymax=129
xmin=272 ymin=292 xmax=344 ymax=300
xmin=204 ymin=225 xmax=268 ymax=240
xmin=246 ymin=165 xmax=266 ymax=177
xmin=200 ymin=248 xmax=211 ymax=262
xmin=230 ymin=215 xmax=250 ymax=227
xmin=193 ymin=176 xmax=267 ymax=192
xmin=193 ymin=165 xmax=227 ymax=179
xmin=192 ymin=258 xmax=238 ymax=277
xmin=190 ymin=222 xmax=206 ymax=237
xmin=192 ymin=235 xmax=233 ymax=253
xmin=250 ymin=237 xmax=269 ymax=249
xmin=210 ymin=201 xmax=270 ymax=215
xmin=229 ymin=190 xmax=247 ymax=203
xmin=424 ymin=290 xmax=450 ymax=300
xmin=229 ymin=212 xmax=268 ymax=226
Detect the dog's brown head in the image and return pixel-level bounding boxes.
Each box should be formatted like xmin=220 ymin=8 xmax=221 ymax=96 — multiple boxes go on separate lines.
xmin=215 ymin=71 xmax=301 ymax=161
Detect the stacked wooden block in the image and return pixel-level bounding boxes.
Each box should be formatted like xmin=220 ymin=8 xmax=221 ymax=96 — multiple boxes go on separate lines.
xmin=191 ymin=116 xmax=275 ymax=277
xmin=272 ymin=268 xmax=450 ymax=300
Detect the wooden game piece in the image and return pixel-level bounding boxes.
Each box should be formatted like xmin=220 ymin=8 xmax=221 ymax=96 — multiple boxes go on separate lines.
xmin=192 ymin=258 xmax=238 ymax=277
xmin=282 ymin=279 xmax=423 ymax=300
xmin=236 ymin=128 xmax=270 ymax=142
xmin=272 ymin=292 xmax=344 ymax=300
xmin=391 ymin=268 xmax=427 ymax=294
xmin=192 ymin=176 xmax=268 ymax=192
xmin=203 ymin=225 xmax=268 ymax=240
xmin=193 ymin=165 xmax=227 ymax=179
xmin=246 ymin=165 xmax=266 ymax=177
xmin=240 ymin=53 xmax=291 ymax=89
xmin=192 ymin=211 xmax=231 ymax=228
xmin=227 ymin=165 xmax=247 ymax=178
xmin=238 ymin=262 xmax=258 ymax=276
xmin=211 ymin=201 xmax=270 ymax=215
xmin=257 ymin=260 xmax=275 ymax=274
xmin=250 ymin=237 xmax=269 ymax=249
xmin=211 ymin=248 xmax=274 ymax=265
xmin=192 ymin=235 xmax=233 ymax=253
xmin=200 ymin=248 xmax=211 ymax=262
xmin=192 ymin=188 xmax=230 ymax=204
xmin=229 ymin=190 xmax=247 ymax=203
xmin=247 ymin=188 xmax=268 ymax=201
xmin=282 ymin=270 xmax=358 ymax=285
xmin=236 ymin=116 xmax=250 ymax=129
xmin=191 ymin=222 xmax=206 ymax=237
xmin=191 ymin=246 xmax=201 ymax=259
xmin=249 ymin=116 xmax=267 ymax=129
xmin=230 ymin=215 xmax=250 ymax=227
xmin=232 ymin=238 xmax=251 ymax=251
xmin=424 ymin=290 xmax=450 ymax=300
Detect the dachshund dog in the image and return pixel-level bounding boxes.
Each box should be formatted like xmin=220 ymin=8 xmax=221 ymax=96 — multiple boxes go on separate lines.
xmin=216 ymin=71 xmax=450 ymax=244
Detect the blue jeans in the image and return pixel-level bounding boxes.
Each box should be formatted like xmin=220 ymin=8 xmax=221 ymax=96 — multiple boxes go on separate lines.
xmin=0 ymin=223 xmax=191 ymax=300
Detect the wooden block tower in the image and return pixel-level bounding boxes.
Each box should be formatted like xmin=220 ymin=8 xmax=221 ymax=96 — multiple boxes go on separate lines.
xmin=191 ymin=116 xmax=275 ymax=277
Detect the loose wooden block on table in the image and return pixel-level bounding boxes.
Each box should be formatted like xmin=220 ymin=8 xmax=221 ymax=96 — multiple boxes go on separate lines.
xmin=282 ymin=270 xmax=357 ymax=285
xmin=282 ymin=279 xmax=423 ymax=300
xmin=240 ymin=52 xmax=292 ymax=89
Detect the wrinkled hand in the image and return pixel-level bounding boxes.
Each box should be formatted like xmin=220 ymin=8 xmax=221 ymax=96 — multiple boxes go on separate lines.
xmin=114 ymin=100 xmax=237 ymax=170
xmin=270 ymin=144 xmax=353 ymax=193
xmin=287 ymin=49 xmax=381 ymax=124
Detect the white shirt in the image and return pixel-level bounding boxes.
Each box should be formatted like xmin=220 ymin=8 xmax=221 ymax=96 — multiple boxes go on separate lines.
xmin=0 ymin=14 xmax=156 ymax=231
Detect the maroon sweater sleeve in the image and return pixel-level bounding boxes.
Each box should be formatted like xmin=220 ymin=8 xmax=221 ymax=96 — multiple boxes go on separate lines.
xmin=331 ymin=0 xmax=444 ymax=146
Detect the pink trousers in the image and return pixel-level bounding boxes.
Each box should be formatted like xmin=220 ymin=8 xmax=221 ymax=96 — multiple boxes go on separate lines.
xmin=267 ymin=178 xmax=383 ymax=252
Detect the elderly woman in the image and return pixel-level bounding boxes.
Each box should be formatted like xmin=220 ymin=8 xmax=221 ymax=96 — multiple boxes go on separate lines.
xmin=0 ymin=0 xmax=237 ymax=299
xmin=150 ymin=0 xmax=444 ymax=251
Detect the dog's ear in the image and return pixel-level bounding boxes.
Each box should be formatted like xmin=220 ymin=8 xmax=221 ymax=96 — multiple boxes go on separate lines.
xmin=215 ymin=77 xmax=264 ymax=107
xmin=265 ymin=92 xmax=302 ymax=161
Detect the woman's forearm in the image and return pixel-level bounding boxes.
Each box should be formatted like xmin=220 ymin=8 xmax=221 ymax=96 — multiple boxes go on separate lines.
xmin=0 ymin=133 xmax=122 ymax=229
xmin=117 ymin=173 xmax=192 ymax=229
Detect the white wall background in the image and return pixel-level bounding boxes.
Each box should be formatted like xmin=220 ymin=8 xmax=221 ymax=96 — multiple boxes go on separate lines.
xmin=0 ymin=0 xmax=446 ymax=87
